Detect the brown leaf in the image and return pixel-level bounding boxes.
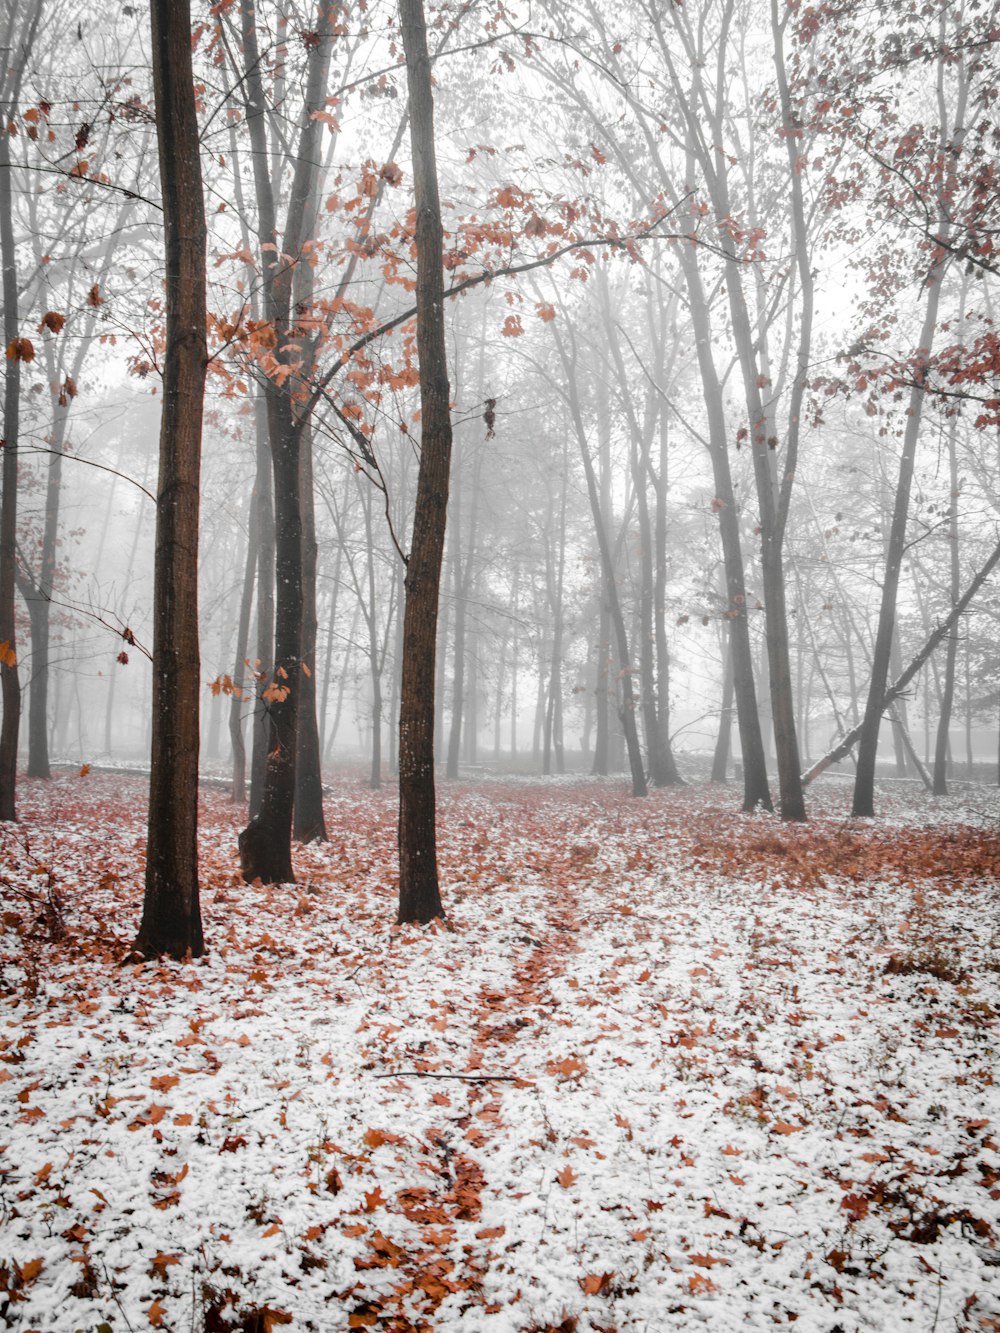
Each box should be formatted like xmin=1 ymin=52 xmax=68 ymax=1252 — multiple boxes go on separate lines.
xmin=37 ymin=311 xmax=66 ymax=335
xmin=580 ymin=1271 xmax=615 ymax=1296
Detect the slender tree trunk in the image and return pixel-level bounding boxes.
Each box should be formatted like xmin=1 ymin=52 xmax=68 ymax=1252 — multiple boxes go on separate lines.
xmin=712 ymin=630 xmax=735 ymax=783
xmin=678 ymin=236 xmax=771 ymax=811
xmin=237 ymin=0 xmax=333 ymax=882
xmin=445 ymin=469 xmax=465 ymax=779
xmin=932 ymin=373 xmax=963 ymax=795
xmin=852 ymin=259 xmax=949 ymax=815
xmin=229 ymin=481 xmax=257 ymax=802
xmin=294 ymin=422 xmax=327 ymax=840
xmin=397 ymin=0 xmax=450 ymax=923
xmin=250 ymin=394 xmax=275 ymax=816
xmin=0 ymin=105 xmax=22 ymax=819
xmin=133 ymin=0 xmax=206 ymax=960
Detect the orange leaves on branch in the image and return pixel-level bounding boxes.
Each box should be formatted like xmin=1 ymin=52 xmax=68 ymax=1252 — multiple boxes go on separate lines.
xmin=536 ymin=303 xmax=557 ymax=322
xmin=380 ymin=161 xmax=403 ymax=186
xmin=37 ymin=311 xmax=66 ymax=335
xmin=86 ymin=284 xmax=103 ymax=307
xmin=501 ymin=314 xmax=524 ymax=338
xmin=6 ymin=337 xmax=34 ymax=363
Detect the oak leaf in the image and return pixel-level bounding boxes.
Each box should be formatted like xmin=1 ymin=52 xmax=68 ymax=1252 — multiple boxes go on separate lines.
xmin=556 ymin=1164 xmax=577 ymax=1188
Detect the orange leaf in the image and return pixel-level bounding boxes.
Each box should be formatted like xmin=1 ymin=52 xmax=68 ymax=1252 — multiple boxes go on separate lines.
xmin=687 ymin=1273 xmax=717 ymax=1294
xmin=87 ymin=283 xmax=104 ymax=306
xmin=556 ymin=1164 xmax=577 ymax=1189
xmin=536 ymin=302 xmax=556 ymax=322
xmin=37 ymin=310 xmax=66 ymax=334
xmin=363 ymin=1187 xmax=385 ymax=1212
xmin=148 ymin=1298 xmax=167 ymax=1327
xmin=6 ymin=337 xmax=35 ymax=362
xmin=475 ymin=1225 xmax=505 ymax=1239
xmin=546 ymin=1055 xmax=586 ymax=1081
xmin=580 ymin=1271 xmax=615 ymax=1295
xmin=772 ymin=1121 xmax=801 ymax=1135
xmin=19 ymin=1258 xmax=44 ymax=1284
xmin=501 ymin=314 xmax=524 ymax=338
xmin=78 ymin=763 xmax=90 ymax=777
xmin=689 ymin=1252 xmax=727 ymax=1268
xmin=150 ymin=1075 xmax=179 ymax=1092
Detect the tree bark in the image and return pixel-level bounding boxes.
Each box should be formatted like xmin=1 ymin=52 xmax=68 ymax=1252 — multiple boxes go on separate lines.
xmin=397 ymin=0 xmax=450 ymax=924
xmin=133 ymin=0 xmax=206 ymax=960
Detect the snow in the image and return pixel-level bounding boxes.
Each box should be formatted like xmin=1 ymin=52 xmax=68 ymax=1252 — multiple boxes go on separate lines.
xmin=1 ymin=772 xmax=998 ymax=1331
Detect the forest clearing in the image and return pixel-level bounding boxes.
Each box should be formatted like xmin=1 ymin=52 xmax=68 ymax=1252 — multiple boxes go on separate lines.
xmin=1 ymin=771 xmax=998 ymax=1332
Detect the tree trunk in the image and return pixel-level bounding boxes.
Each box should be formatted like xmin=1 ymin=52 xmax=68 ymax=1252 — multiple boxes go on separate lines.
xmin=293 ymin=422 xmax=327 ymax=841
xmin=229 ymin=480 xmax=258 ymax=803
xmin=932 ymin=362 xmax=964 ymax=795
xmin=712 ymin=632 xmax=735 ymax=783
xmin=249 ymin=393 xmax=275 ymax=817
xmin=0 ymin=99 xmax=24 ymax=819
xmin=133 ymin=0 xmax=206 ymax=960
xmin=238 ymin=0 xmax=334 ymax=880
xmin=675 ymin=201 xmax=771 ymax=809
xmin=397 ymin=0 xmax=450 ymax=924
xmin=851 ymin=257 xmax=949 ymax=815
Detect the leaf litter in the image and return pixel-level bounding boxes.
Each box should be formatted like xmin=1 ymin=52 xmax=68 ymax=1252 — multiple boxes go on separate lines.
xmin=1 ymin=772 xmax=999 ymax=1331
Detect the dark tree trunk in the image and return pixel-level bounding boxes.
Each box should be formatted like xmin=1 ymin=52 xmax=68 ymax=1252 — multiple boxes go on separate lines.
xmin=293 ymin=423 xmax=327 ymax=841
xmin=133 ymin=0 xmax=206 ymax=960
xmin=237 ymin=0 xmax=333 ymax=880
xmin=0 ymin=100 xmax=24 ymax=819
xmin=249 ymin=397 xmax=275 ymax=816
xmin=397 ymin=0 xmax=450 ymax=924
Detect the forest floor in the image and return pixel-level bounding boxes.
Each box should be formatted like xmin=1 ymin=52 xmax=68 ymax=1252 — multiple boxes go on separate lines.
xmin=1 ymin=772 xmax=999 ymax=1333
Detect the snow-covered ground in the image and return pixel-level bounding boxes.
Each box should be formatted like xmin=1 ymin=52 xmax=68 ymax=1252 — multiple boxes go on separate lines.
xmin=1 ymin=772 xmax=998 ymax=1331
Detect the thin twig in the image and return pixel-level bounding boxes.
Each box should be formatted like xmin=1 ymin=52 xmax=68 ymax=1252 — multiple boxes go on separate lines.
xmin=373 ymin=1070 xmax=526 ymax=1081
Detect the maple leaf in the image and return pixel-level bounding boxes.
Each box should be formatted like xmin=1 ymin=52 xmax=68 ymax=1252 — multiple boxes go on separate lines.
xmin=689 ymin=1252 xmax=728 ymax=1268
